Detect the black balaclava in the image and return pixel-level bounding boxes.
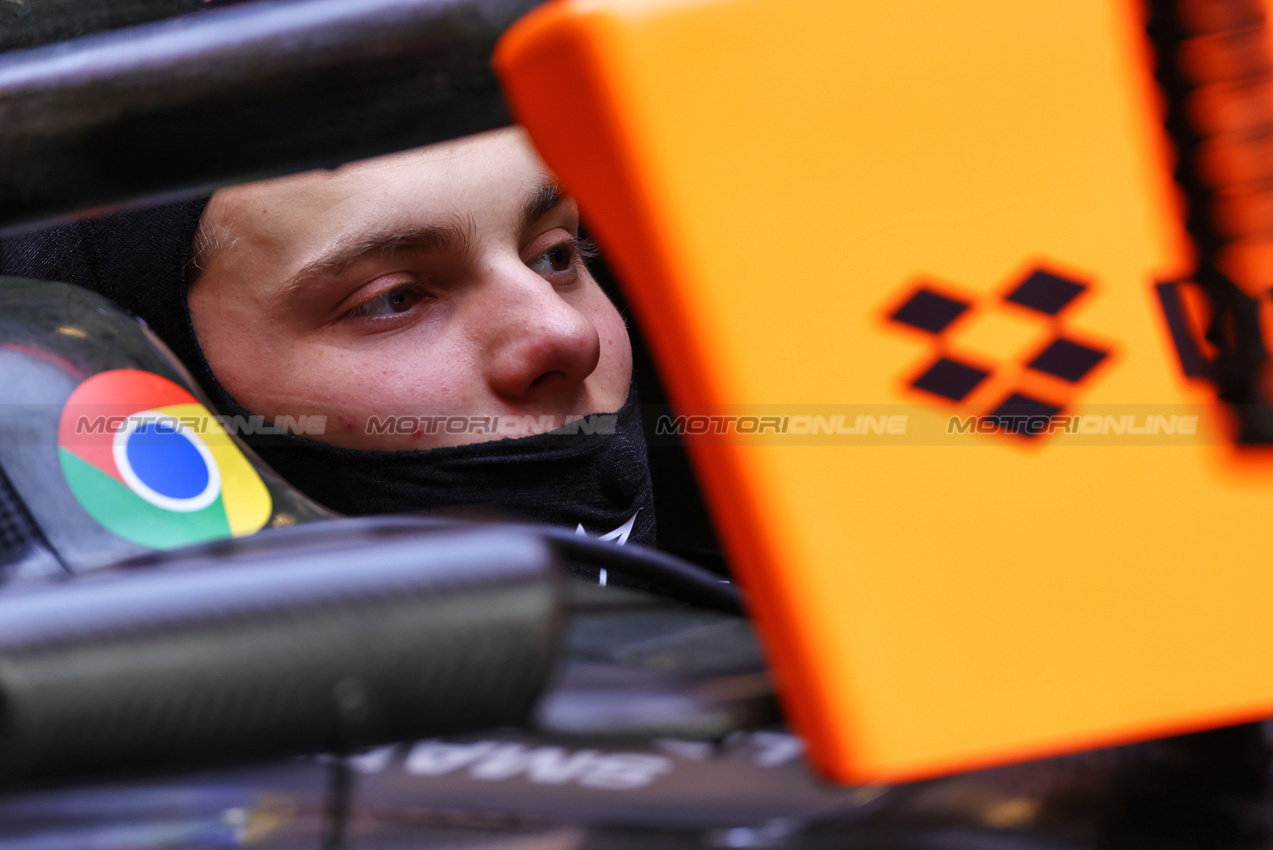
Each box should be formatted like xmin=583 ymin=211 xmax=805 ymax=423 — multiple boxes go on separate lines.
xmin=0 ymin=201 xmax=657 ymax=547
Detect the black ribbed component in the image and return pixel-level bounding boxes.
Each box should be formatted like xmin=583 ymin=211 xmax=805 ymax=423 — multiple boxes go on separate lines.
xmin=1144 ymin=0 xmax=1273 ymax=442
xmin=0 ymin=523 xmax=560 ymax=785
xmin=0 ymin=0 xmax=206 ymax=54
xmin=0 ymin=0 xmax=544 ymax=231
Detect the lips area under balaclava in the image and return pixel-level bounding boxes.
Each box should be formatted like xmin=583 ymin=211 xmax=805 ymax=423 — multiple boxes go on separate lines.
xmin=0 ymin=200 xmax=657 ymax=547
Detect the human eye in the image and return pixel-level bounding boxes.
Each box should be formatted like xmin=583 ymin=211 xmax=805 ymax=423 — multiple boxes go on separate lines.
xmin=345 ymin=281 xmax=431 ymax=320
xmin=526 ymin=236 xmax=597 ymax=281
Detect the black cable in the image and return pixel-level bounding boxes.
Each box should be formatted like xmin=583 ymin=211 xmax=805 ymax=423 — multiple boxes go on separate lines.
xmin=304 ymin=514 xmax=746 ymax=615
xmin=535 ymin=525 xmax=744 ymax=615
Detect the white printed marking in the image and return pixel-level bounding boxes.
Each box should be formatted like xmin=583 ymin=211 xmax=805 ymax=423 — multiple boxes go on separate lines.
xmin=574 ymin=511 xmax=639 ymax=546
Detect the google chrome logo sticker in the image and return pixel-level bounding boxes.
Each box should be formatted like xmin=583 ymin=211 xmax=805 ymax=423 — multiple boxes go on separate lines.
xmin=57 ymin=369 xmax=272 ymax=549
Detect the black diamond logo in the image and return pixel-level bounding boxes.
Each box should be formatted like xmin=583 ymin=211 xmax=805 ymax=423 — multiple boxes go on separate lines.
xmin=986 ymin=393 xmax=1062 ymax=438
xmin=890 ymin=288 xmax=970 ymax=334
xmin=1028 ymin=338 xmax=1108 ymax=383
xmin=912 ymin=357 xmax=989 ymax=401
xmin=1005 ymin=269 xmax=1086 ymax=316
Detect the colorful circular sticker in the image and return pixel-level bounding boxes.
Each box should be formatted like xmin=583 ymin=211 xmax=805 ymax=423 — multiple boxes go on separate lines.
xmin=57 ymin=369 xmax=272 ymax=549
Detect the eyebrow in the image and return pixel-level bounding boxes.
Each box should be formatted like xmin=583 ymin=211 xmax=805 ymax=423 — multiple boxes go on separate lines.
xmin=278 ymin=218 xmax=474 ymax=297
xmin=276 ymin=180 xmax=571 ymax=298
xmin=519 ymin=181 xmax=568 ymax=234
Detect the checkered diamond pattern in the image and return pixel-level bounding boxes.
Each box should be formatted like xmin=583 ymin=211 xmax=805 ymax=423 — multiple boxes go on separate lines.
xmin=887 ymin=265 xmax=1109 ymax=439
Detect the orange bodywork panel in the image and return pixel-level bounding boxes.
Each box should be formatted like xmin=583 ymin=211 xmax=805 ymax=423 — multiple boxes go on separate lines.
xmin=496 ymin=0 xmax=1273 ymax=783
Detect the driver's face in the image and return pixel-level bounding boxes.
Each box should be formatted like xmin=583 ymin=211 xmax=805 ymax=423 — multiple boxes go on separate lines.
xmin=188 ymin=128 xmax=633 ymax=449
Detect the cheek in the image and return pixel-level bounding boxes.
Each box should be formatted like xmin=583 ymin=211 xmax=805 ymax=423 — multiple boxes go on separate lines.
xmin=205 ymin=327 xmax=480 ymax=448
xmin=299 ymin=343 xmax=473 ymax=423
xmin=324 ymin=344 xmax=504 ymax=450
xmin=591 ymin=295 xmax=634 ymax=392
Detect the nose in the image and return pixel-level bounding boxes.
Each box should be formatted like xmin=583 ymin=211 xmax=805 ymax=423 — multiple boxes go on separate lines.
xmin=481 ymin=265 xmax=602 ymax=404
